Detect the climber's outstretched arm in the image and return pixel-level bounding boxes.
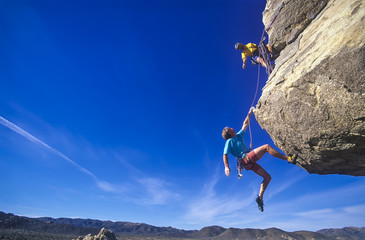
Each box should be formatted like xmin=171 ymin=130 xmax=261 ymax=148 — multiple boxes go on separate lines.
xmin=223 ymin=154 xmax=230 ymax=176
xmin=242 ymin=107 xmax=254 ymax=132
xmin=242 ymin=57 xmax=248 ymax=69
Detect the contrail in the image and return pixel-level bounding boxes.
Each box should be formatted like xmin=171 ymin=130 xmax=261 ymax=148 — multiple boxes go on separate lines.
xmin=0 ymin=115 xmax=115 ymax=192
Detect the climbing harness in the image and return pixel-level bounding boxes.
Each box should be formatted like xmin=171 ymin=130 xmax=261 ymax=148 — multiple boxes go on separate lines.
xmin=259 ymin=36 xmax=275 ymax=75
xmin=237 ymin=158 xmax=244 ymax=179
xmin=236 ymin=154 xmax=247 ymax=180
xmin=236 ymin=154 xmax=257 ymax=180
xmin=250 ymin=36 xmax=274 ymax=75
xmin=256 ymin=1 xmax=286 ymax=75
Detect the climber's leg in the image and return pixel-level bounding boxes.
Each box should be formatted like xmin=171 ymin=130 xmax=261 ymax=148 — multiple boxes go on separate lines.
xmin=255 ymin=166 xmax=271 ymax=212
xmin=266 ymin=44 xmax=273 ymax=54
xmin=253 ymin=144 xmax=288 ymax=161
xmin=255 ymin=166 xmax=271 ymax=200
xmin=257 ymin=57 xmax=267 ymax=68
xmin=267 ymin=44 xmax=279 ymax=59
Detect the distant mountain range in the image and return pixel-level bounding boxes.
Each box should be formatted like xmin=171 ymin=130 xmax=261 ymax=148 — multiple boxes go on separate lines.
xmin=1 ymin=211 xmax=364 ymax=240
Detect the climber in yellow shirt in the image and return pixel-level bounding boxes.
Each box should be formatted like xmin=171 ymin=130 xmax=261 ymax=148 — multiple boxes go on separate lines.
xmin=235 ymin=42 xmax=275 ymax=70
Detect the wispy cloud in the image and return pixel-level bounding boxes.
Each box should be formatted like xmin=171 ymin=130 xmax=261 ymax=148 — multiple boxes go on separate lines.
xmin=294 ymin=208 xmax=335 ymax=218
xmin=114 ymin=150 xmax=148 ymax=176
xmin=113 ymin=150 xmax=181 ymax=205
xmin=266 ymin=168 xmax=307 ymax=200
xmin=275 ymin=178 xmax=365 ymax=210
xmin=255 ymin=180 xmax=365 ymax=231
xmin=184 ymin=167 xmax=256 ymax=225
xmin=343 ymin=204 xmax=365 ymax=215
xmin=183 ymin=162 xmax=365 ymax=231
xmin=136 ymin=177 xmax=180 ymax=205
xmin=267 ymin=205 xmax=365 ymax=231
xmin=0 ymin=115 xmax=117 ymax=193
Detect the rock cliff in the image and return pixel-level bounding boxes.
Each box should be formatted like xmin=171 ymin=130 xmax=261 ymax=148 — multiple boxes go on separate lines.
xmin=255 ymin=0 xmax=365 ymax=175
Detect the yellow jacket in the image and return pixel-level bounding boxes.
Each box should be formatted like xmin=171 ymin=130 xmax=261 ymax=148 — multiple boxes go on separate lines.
xmin=241 ymin=43 xmax=258 ymax=60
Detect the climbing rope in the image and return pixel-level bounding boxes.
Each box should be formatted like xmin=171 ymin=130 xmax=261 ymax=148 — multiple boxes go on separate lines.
xmin=258 ymin=1 xmax=285 ymax=74
xmin=238 ymin=2 xmax=286 ymax=180
xmin=247 ymin=1 xmax=284 ymax=149
xmin=250 ymin=60 xmax=261 ymax=108
xmin=265 ymin=2 xmax=285 ymax=33
xmin=238 ymin=67 xmax=259 ymax=179
xmin=248 ymin=60 xmax=260 ymax=150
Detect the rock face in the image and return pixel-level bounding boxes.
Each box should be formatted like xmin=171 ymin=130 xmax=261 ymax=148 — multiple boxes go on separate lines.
xmin=255 ymin=0 xmax=365 ymax=175
xmin=74 ymin=228 xmax=117 ymax=240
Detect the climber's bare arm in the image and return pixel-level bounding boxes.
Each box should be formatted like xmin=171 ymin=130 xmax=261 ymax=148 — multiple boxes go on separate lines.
xmin=242 ymin=58 xmax=247 ymax=69
xmin=242 ymin=107 xmax=254 ymax=132
xmin=223 ymin=154 xmax=230 ymax=176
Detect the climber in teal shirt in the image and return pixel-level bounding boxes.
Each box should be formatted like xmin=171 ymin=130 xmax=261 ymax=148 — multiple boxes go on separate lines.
xmin=222 ymin=107 xmax=298 ymax=212
xmin=223 ymin=129 xmax=249 ymax=158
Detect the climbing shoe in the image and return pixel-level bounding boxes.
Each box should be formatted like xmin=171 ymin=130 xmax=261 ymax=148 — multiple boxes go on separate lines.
xmin=256 ymin=196 xmax=264 ymax=212
xmin=288 ymin=153 xmax=298 ymax=165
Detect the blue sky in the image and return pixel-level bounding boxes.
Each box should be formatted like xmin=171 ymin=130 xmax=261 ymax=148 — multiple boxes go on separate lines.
xmin=0 ymin=0 xmax=364 ymax=232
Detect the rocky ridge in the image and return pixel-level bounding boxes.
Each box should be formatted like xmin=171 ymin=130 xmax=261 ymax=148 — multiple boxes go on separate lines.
xmin=1 ymin=212 xmax=365 ymax=240
xmin=255 ymin=0 xmax=365 ymax=175
xmin=73 ymin=228 xmax=117 ymax=240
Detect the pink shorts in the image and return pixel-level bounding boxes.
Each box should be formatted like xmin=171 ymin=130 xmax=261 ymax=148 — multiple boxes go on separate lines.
xmin=239 ymin=150 xmax=262 ymax=173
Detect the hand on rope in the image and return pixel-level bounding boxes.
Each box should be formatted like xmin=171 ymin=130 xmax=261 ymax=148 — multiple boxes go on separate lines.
xmin=249 ymin=106 xmax=255 ymax=114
